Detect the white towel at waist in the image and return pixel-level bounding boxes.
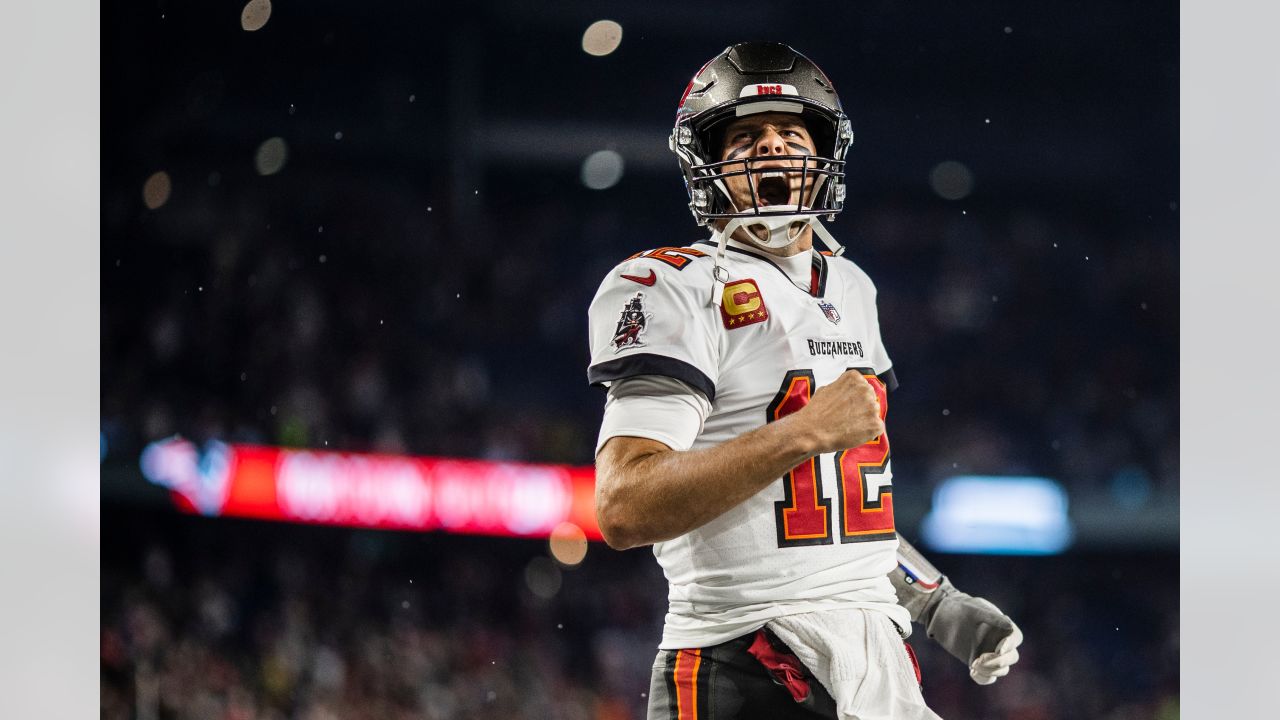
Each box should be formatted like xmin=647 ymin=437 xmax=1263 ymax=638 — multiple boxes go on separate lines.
xmin=767 ymin=607 xmax=943 ymax=720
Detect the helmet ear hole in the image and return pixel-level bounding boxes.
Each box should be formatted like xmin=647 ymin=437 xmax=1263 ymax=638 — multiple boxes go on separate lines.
xmin=706 ymin=125 xmax=727 ymax=159
xmin=800 ymin=108 xmax=837 ymax=156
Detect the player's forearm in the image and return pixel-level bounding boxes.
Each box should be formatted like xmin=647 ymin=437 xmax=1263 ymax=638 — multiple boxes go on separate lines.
xmin=595 ymin=416 xmax=820 ymax=549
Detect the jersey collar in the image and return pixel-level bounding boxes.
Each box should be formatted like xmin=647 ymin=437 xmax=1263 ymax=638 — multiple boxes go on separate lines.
xmin=693 ymin=238 xmax=829 ymax=298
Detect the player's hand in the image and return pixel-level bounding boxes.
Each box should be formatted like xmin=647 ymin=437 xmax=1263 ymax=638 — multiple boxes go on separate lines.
xmin=968 ymin=621 xmax=1022 ymax=685
xmin=798 ymin=370 xmax=884 ymax=453
xmin=915 ymin=577 xmax=1023 ymax=685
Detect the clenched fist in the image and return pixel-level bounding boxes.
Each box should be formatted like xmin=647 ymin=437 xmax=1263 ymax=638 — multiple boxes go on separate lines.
xmin=793 ymin=370 xmax=885 ymax=454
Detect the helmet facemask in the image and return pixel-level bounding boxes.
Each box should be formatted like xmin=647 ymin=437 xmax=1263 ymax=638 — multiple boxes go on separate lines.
xmin=679 ymin=107 xmax=849 ymax=225
xmin=694 ymin=147 xmax=840 ymax=249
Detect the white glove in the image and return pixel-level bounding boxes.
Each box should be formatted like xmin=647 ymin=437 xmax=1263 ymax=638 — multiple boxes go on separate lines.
xmin=892 ymin=574 xmax=1023 ymax=685
xmin=967 ymin=619 xmax=1022 ymax=685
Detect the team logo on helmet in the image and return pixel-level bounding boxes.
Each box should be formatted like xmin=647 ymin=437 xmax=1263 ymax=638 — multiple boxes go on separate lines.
xmin=612 ymin=292 xmax=652 ymax=352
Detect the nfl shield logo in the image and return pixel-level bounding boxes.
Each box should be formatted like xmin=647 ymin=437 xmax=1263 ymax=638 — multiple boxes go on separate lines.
xmin=817 ymin=300 xmax=841 ymax=325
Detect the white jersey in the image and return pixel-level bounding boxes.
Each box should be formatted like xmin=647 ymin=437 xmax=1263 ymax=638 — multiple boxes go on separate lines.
xmin=587 ymin=239 xmax=910 ymax=649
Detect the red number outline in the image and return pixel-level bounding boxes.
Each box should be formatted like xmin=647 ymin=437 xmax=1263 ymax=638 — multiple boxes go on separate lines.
xmin=833 ymin=369 xmax=895 ymax=543
xmin=766 ymin=368 xmax=895 ymax=548
xmin=625 ymin=246 xmax=708 ymax=270
xmin=767 ymin=370 xmax=833 ymax=546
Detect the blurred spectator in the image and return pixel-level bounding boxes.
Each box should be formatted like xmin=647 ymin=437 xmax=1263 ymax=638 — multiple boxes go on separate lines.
xmin=101 ymin=510 xmax=1178 ymax=719
xmin=102 ymin=172 xmax=1177 ymax=495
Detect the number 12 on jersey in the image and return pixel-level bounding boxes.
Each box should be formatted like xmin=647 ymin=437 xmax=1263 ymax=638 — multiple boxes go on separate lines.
xmin=766 ymin=369 xmax=895 ymax=548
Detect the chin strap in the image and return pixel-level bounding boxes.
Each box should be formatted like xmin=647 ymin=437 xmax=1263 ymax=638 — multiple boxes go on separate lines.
xmin=708 ymin=227 xmax=733 ymax=308
xmin=708 ymin=215 xmax=845 ymax=306
xmin=809 ymin=220 xmax=845 ymax=258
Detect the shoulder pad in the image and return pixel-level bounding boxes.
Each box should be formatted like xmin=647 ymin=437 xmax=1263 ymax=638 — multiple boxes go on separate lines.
xmin=622 ymin=245 xmax=715 ymax=272
xmin=825 ymin=252 xmax=876 ymax=289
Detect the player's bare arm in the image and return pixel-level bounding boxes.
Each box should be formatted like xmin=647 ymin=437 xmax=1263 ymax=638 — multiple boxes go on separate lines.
xmin=595 ymin=369 xmax=884 ymax=549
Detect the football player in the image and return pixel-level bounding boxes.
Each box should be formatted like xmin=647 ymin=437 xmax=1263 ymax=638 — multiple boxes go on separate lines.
xmin=587 ymin=43 xmax=1021 ymax=719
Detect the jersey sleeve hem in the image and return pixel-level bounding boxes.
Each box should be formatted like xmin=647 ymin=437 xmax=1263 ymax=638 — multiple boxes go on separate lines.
xmin=595 ymin=427 xmax=689 ymax=456
xmin=588 ymin=353 xmax=716 ymax=402
xmin=877 ymin=367 xmax=899 ymax=393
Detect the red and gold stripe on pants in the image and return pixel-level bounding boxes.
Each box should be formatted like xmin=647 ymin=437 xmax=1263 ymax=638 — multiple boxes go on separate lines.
xmin=673 ymin=648 xmax=703 ymax=719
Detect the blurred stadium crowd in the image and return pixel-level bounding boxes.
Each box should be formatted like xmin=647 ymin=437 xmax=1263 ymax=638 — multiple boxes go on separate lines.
xmin=103 ymin=3 xmax=1178 ymax=718
xmin=102 ymin=2 xmax=1178 ymax=497
xmin=101 ymin=511 xmax=1178 ymax=720
xmin=101 ymin=165 xmax=1178 ymax=720
xmin=101 ymin=170 xmax=1178 ymax=494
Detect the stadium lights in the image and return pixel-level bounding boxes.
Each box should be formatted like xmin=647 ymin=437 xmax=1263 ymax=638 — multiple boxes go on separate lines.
xmin=580 ymin=149 xmax=624 ymax=190
xmin=254 ymin=137 xmax=288 ymax=175
xmin=581 ymin=20 xmax=623 ymax=57
xmin=142 ymin=171 xmax=171 ymax=209
xmin=241 ymin=0 xmax=272 ymax=32
xmin=921 ymin=475 xmax=1073 ymax=555
xmin=929 ymin=160 xmax=974 ymax=200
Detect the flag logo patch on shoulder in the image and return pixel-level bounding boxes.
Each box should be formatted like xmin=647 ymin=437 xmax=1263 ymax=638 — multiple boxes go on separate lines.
xmin=612 ymin=292 xmax=651 ymax=352
xmin=721 ymin=279 xmax=769 ymax=329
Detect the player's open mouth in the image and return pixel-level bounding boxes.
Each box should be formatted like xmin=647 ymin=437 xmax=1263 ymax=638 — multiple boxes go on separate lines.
xmin=755 ymin=171 xmax=795 ymax=207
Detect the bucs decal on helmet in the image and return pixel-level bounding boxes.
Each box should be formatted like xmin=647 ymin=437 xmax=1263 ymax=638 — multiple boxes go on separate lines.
xmin=612 ymin=292 xmax=652 ymax=352
xmin=751 ymin=84 xmax=785 ymax=96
